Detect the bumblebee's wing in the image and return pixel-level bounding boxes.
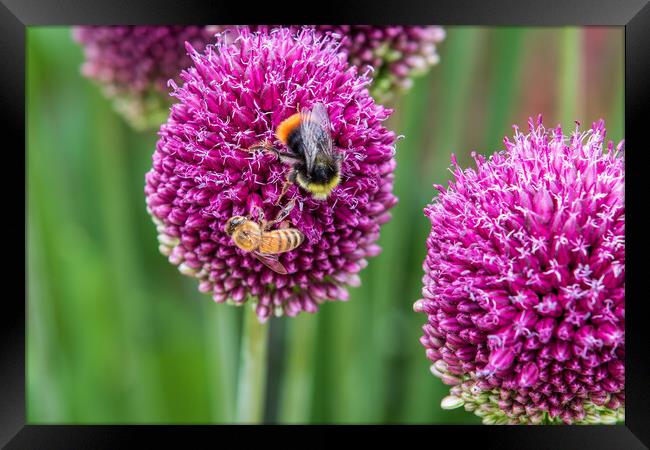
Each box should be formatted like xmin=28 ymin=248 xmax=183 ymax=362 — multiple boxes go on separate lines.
xmin=253 ymin=251 xmax=288 ymax=275
xmin=299 ymin=102 xmax=334 ymax=172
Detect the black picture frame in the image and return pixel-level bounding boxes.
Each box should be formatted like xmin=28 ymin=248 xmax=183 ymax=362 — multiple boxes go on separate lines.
xmin=4 ymin=0 xmax=649 ymax=448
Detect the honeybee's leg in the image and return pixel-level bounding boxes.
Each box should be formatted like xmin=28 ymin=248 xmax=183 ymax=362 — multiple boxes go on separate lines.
xmin=247 ymin=204 xmax=266 ymax=227
xmin=257 ymin=208 xmax=269 ymax=230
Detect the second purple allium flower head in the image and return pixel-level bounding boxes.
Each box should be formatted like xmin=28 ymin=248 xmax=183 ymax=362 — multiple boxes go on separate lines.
xmin=145 ymin=28 xmax=398 ymax=322
xmin=316 ymin=26 xmax=446 ymax=101
xmin=246 ymin=25 xmax=445 ymax=102
xmin=415 ymin=117 xmax=625 ymax=424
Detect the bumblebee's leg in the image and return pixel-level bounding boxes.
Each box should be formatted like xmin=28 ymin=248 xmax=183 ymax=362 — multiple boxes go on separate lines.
xmin=244 ymin=139 xmax=273 ymax=153
xmin=277 ymin=180 xmax=290 ymax=205
xmin=275 ymin=171 xmax=296 ymax=206
xmin=245 ymin=141 xmax=302 ymax=170
xmin=271 ymin=149 xmax=303 ymax=166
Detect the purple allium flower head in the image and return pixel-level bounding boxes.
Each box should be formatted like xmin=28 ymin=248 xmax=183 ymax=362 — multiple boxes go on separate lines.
xmin=145 ymin=28 xmax=397 ymax=322
xmin=415 ymin=116 xmax=624 ymax=424
xmin=73 ymin=26 xmax=221 ymax=130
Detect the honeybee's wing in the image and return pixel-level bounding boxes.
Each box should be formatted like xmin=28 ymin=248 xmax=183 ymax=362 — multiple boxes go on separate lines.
xmin=253 ymin=251 xmax=288 ymax=275
xmin=299 ymin=102 xmax=335 ymax=172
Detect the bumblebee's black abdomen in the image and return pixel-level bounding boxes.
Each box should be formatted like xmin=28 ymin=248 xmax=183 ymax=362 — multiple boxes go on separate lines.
xmin=312 ymin=164 xmax=336 ymax=184
xmin=286 ymin=129 xmax=307 ymax=157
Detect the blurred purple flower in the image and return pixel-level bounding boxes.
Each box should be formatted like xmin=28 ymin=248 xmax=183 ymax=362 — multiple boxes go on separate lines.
xmin=145 ymin=28 xmax=397 ymax=322
xmin=415 ymin=116 xmax=625 ymax=424
xmin=73 ymin=26 xmax=221 ymax=130
xmin=313 ymin=26 xmax=445 ymax=101
xmin=250 ymin=26 xmax=445 ymax=101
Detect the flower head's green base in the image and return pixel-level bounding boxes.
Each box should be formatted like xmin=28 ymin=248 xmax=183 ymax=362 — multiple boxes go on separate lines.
xmin=438 ymin=369 xmax=625 ymax=425
xmin=109 ymin=88 xmax=172 ymax=131
xmin=368 ymin=46 xmax=440 ymax=103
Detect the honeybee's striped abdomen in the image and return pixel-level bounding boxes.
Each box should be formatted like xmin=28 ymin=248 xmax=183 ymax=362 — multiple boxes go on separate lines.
xmin=260 ymin=229 xmax=304 ymax=254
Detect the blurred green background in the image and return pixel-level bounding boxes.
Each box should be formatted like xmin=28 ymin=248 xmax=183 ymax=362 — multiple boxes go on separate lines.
xmin=27 ymin=26 xmax=624 ymax=424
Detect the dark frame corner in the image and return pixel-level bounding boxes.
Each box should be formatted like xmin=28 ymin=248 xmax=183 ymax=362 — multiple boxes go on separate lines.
xmin=4 ymin=0 xmax=649 ymax=448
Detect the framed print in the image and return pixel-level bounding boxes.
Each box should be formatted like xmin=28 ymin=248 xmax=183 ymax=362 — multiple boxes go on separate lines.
xmin=4 ymin=0 xmax=650 ymax=447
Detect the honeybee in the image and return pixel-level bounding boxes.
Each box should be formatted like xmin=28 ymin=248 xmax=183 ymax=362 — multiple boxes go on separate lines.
xmin=224 ymin=200 xmax=304 ymax=274
xmin=251 ymin=103 xmax=342 ymax=201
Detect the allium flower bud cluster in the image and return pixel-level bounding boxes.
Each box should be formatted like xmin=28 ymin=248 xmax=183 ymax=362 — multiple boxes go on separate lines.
xmin=72 ymin=26 xmax=221 ymax=130
xmin=315 ymin=26 xmax=445 ymax=101
xmin=145 ymin=28 xmax=397 ymax=322
xmin=249 ymin=26 xmax=445 ymax=101
xmin=415 ymin=117 xmax=625 ymax=424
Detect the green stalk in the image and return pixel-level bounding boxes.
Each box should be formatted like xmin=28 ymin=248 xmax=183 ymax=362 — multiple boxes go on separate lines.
xmin=484 ymin=28 xmax=526 ymax=148
xmin=27 ymin=180 xmax=65 ymax=422
xmin=93 ymin=104 xmax=162 ymax=421
xmin=559 ymin=28 xmax=582 ymax=125
xmin=278 ymin=314 xmax=317 ymax=423
xmin=367 ymin=75 xmax=429 ymax=423
xmin=27 ymin=30 xmax=63 ymax=423
xmin=400 ymin=28 xmax=485 ymax=424
xmin=608 ymin=30 xmax=624 ymax=144
xmin=205 ymin=304 xmax=240 ymax=422
xmin=236 ymin=305 xmax=270 ymax=423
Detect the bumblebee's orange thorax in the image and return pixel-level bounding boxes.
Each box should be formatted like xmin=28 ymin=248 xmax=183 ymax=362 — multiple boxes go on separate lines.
xmin=276 ymin=113 xmax=302 ymax=145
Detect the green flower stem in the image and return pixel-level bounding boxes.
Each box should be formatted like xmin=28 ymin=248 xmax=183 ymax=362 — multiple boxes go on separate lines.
xmin=559 ymin=27 xmax=582 ymax=125
xmin=235 ymin=305 xmax=270 ymax=423
xmin=278 ymin=314 xmax=318 ymax=423
xmin=204 ymin=304 xmax=239 ymax=422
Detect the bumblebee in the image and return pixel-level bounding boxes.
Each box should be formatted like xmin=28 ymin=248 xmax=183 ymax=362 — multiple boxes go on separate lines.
xmin=225 ymin=200 xmax=304 ymax=275
xmin=272 ymin=102 xmax=342 ymax=201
